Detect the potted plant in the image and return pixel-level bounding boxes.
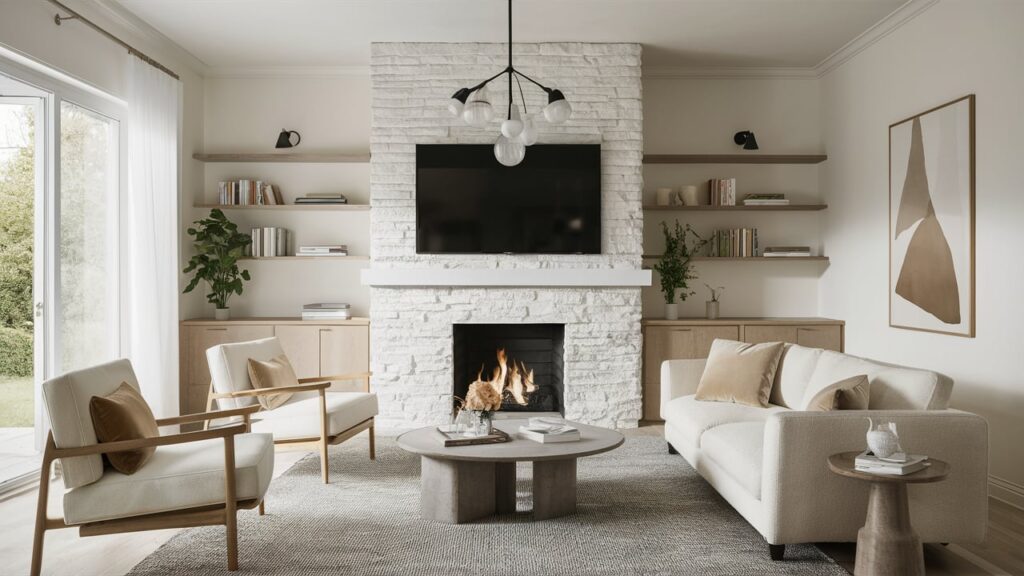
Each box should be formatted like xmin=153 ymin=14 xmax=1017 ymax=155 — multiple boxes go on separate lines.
xmin=652 ymin=221 xmax=707 ymax=320
xmin=183 ymin=209 xmax=252 ymax=320
xmin=704 ymin=284 xmax=725 ymax=320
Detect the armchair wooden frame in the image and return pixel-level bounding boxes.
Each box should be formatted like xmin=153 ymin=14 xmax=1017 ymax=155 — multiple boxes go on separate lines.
xmin=206 ymin=371 xmax=375 ymax=484
xmin=31 ymin=405 xmax=266 ymax=576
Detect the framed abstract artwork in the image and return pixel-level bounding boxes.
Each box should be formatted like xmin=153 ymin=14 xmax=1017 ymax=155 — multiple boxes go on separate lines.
xmin=889 ymin=94 xmax=975 ymax=337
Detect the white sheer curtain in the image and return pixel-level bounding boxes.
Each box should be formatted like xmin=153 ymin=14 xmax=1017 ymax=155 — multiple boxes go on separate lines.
xmin=127 ymin=58 xmax=181 ymax=418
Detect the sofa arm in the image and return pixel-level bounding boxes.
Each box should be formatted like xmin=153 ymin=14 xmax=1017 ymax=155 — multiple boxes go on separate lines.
xmin=761 ymin=409 xmax=988 ymax=545
xmin=659 ymin=359 xmax=706 ymax=419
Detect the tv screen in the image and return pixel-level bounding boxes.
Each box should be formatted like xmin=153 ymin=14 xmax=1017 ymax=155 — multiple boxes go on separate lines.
xmin=416 ymin=144 xmax=601 ymax=254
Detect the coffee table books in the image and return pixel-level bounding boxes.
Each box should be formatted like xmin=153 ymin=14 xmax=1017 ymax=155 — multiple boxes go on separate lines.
xmin=434 ymin=426 xmax=512 ymax=448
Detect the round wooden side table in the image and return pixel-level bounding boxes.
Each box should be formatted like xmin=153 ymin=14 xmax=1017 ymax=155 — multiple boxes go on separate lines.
xmin=828 ymin=452 xmax=950 ymax=576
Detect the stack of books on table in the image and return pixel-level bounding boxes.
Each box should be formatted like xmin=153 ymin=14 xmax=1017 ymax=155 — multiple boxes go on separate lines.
xmin=743 ymin=193 xmax=790 ymax=206
xmin=297 ymin=245 xmax=348 ymax=257
xmin=763 ymin=246 xmax=812 ymax=258
xmin=302 ymin=303 xmax=351 ymax=321
xmin=518 ymin=417 xmax=581 ymax=444
xmin=854 ymin=451 xmax=929 ymax=475
xmin=294 ymin=193 xmax=348 ymax=205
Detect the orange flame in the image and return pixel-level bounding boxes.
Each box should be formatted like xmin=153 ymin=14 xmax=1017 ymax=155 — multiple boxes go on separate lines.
xmin=470 ymin=348 xmax=537 ymax=408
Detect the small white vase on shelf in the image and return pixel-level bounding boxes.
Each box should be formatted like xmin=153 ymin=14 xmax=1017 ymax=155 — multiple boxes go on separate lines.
xmin=656 ymin=187 xmax=673 ymax=206
xmin=214 ymin=307 xmax=230 ymax=321
xmin=665 ymin=303 xmax=679 ymax=320
xmin=681 ymin=185 xmax=699 ymax=206
xmin=706 ymin=301 xmax=720 ymax=320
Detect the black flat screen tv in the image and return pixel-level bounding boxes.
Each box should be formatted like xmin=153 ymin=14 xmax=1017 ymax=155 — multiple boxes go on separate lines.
xmin=416 ymin=144 xmax=601 ymax=254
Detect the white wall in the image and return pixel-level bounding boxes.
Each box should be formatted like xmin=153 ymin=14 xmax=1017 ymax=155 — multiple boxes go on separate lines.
xmin=642 ymin=76 xmax=824 ymax=317
xmin=819 ymin=0 xmax=1024 ymax=504
xmin=198 ymin=75 xmax=371 ymax=317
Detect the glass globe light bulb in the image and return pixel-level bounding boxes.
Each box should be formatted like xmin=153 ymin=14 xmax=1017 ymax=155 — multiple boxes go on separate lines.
xmin=494 ymin=134 xmax=526 ymax=167
xmin=500 ymin=103 xmax=524 ymax=138
xmin=447 ymin=98 xmax=464 ymax=117
xmin=462 ymin=86 xmax=493 ymax=127
xmin=543 ymin=98 xmax=572 ymax=125
xmin=518 ymin=114 xmax=538 ymax=146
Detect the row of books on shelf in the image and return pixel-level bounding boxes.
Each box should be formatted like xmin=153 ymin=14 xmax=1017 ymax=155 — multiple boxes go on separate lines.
xmin=250 ymin=227 xmax=288 ymax=257
xmin=709 ymin=228 xmax=758 ymax=258
xmin=302 ymin=303 xmax=352 ymax=320
xmin=219 ymin=180 xmax=284 ymax=206
xmin=709 ymin=178 xmax=737 ymax=206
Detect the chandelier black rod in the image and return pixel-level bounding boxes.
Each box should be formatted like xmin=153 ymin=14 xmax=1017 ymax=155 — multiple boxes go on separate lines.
xmin=464 ymin=0 xmax=554 ymax=101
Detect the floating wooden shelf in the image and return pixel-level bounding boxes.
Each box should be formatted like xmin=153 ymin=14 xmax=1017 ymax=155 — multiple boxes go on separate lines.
xmin=240 ymin=255 xmax=370 ymax=261
xmin=643 ymin=204 xmax=827 ymax=212
xmin=643 ymin=154 xmax=827 ymax=165
xmin=642 ymin=255 xmax=828 ymax=262
xmin=195 ymin=203 xmax=370 ymax=211
xmin=193 ymin=153 xmax=370 ymax=163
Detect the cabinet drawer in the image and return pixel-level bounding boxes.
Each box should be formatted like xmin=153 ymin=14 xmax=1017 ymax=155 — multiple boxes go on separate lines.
xmin=744 ymin=324 xmax=842 ymax=352
xmin=642 ymin=325 xmax=739 ymax=421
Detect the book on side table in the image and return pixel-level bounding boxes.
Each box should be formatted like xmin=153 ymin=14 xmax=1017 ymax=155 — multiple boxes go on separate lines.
xmin=518 ymin=417 xmax=581 ymax=443
xmin=854 ymin=450 xmax=930 ymax=475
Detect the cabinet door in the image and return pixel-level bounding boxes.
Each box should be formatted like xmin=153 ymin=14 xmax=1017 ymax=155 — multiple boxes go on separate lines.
xmin=319 ymin=325 xmax=370 ymax=392
xmin=743 ymin=325 xmax=798 ymax=346
xmin=642 ymin=325 xmax=740 ymax=421
xmin=184 ymin=325 xmax=274 ymax=415
xmin=274 ymin=325 xmax=320 ymax=379
xmin=795 ymin=325 xmax=842 ymax=351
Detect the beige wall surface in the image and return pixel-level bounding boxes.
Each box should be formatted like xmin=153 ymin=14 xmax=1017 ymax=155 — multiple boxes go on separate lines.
xmin=818 ymin=0 xmax=1024 ymax=505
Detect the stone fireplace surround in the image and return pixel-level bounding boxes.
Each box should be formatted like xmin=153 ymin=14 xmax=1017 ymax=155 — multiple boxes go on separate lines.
xmin=367 ymin=42 xmax=645 ymax=431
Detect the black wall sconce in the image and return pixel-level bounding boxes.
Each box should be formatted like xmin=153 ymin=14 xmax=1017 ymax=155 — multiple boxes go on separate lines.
xmin=275 ymin=129 xmax=301 ymax=149
xmin=733 ymin=131 xmax=759 ymax=150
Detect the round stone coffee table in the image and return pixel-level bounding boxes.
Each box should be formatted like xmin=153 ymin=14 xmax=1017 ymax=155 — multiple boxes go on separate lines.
xmin=828 ymin=452 xmax=950 ymax=576
xmin=398 ymin=418 xmax=623 ymax=523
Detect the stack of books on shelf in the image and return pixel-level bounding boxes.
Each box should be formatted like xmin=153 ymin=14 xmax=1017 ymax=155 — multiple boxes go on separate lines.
xmin=518 ymin=417 xmax=581 ymax=444
xmin=297 ymin=245 xmax=348 ymax=257
xmin=294 ymin=193 xmax=348 ymax=205
xmin=218 ymin=180 xmax=283 ymax=205
xmin=301 ymin=303 xmax=352 ymax=321
xmin=743 ymin=193 xmax=790 ymax=206
xmin=854 ymin=451 xmax=930 ymax=476
xmin=710 ymin=228 xmax=758 ymax=258
xmin=763 ymin=246 xmax=812 ymax=258
xmin=709 ymin=178 xmax=737 ymax=206
xmin=249 ymin=227 xmax=289 ymax=257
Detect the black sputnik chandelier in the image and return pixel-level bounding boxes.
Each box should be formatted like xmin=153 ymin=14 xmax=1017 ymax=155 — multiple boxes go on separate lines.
xmin=446 ymin=0 xmax=573 ymax=166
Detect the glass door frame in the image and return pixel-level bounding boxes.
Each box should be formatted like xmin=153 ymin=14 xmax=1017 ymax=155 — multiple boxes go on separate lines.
xmin=0 ymin=53 xmax=127 ymax=460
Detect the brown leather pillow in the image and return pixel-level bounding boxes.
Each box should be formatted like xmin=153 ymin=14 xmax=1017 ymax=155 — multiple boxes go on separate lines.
xmin=694 ymin=339 xmax=785 ymax=407
xmin=803 ymin=374 xmax=871 ymax=411
xmin=89 ymin=382 xmax=160 ymax=474
xmin=247 ymin=355 xmax=300 ymax=410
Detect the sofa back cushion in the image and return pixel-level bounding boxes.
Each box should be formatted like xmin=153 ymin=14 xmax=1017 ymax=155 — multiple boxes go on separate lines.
xmin=804 ymin=350 xmax=952 ymax=410
xmin=206 ymin=337 xmax=287 ymax=409
xmin=42 ymin=359 xmax=142 ymax=489
xmin=769 ymin=344 xmax=824 ymax=408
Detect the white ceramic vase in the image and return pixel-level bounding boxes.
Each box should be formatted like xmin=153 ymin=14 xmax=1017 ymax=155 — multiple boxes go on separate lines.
xmin=866 ymin=418 xmax=901 ymax=458
xmin=706 ymin=301 xmax=720 ymax=320
xmin=214 ymin=307 xmax=230 ymax=321
xmin=665 ymin=303 xmax=679 ymax=320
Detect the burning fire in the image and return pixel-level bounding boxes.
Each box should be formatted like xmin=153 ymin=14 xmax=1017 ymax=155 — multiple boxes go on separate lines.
xmin=473 ymin=348 xmax=537 ymax=407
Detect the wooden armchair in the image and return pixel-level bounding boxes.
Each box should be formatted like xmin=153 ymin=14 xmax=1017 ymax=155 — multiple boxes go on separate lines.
xmin=205 ymin=337 xmax=377 ymax=483
xmin=33 ymin=359 xmax=275 ymax=576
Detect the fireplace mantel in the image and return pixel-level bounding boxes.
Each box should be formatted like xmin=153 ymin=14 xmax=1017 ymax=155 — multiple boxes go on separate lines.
xmin=361 ymin=268 xmax=651 ymax=288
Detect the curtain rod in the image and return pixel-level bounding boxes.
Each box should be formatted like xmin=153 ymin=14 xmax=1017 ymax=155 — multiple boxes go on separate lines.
xmin=47 ymin=0 xmax=181 ymax=81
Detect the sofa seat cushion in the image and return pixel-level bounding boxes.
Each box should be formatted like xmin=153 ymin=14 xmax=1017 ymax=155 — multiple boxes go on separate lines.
xmin=251 ymin=392 xmax=378 ymax=441
xmin=63 ymin=432 xmax=274 ymax=525
xmin=699 ymin=421 xmax=765 ymax=499
xmin=663 ymin=394 xmax=785 ymax=453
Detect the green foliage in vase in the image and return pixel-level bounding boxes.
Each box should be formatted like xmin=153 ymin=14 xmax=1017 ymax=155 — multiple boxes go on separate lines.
xmin=653 ymin=221 xmax=707 ymax=304
xmin=183 ymin=209 xmax=251 ymax=309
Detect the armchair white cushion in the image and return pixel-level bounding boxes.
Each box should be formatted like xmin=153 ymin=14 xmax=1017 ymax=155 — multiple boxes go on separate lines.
xmin=63 ymin=433 xmax=273 ymax=524
xmin=252 ymin=392 xmax=378 ymax=441
xmin=207 ymin=337 xmax=286 ymax=409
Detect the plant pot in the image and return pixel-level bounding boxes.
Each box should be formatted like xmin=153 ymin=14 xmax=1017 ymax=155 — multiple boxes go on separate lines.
xmin=665 ymin=303 xmax=679 ymax=320
xmin=706 ymin=301 xmax=720 ymax=320
xmin=214 ymin=307 xmax=230 ymax=321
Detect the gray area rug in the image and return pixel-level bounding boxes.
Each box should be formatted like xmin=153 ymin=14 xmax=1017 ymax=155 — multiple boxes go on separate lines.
xmin=128 ymin=435 xmax=847 ymax=575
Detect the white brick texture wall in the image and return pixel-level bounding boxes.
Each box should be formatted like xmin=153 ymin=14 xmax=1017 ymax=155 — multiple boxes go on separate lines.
xmin=370 ymin=42 xmax=644 ymax=430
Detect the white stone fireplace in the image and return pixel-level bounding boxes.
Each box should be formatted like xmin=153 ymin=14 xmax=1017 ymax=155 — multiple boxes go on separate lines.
xmin=365 ymin=42 xmax=645 ymax=430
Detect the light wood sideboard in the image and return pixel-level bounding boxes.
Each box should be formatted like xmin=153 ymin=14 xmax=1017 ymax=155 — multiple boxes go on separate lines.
xmin=641 ymin=317 xmax=844 ymax=421
xmin=179 ymin=317 xmax=370 ymax=417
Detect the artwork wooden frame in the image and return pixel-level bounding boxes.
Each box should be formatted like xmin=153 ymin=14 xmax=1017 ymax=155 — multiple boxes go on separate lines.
xmin=889 ymin=94 xmax=975 ymax=337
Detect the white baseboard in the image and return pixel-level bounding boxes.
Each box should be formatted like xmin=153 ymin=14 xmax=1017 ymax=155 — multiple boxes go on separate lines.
xmin=989 ymin=475 xmax=1024 ymax=511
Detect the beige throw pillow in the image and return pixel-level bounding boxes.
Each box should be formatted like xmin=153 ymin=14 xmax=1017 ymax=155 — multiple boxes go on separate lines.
xmin=247 ymin=355 xmax=300 ymax=410
xmin=694 ymin=340 xmax=786 ymax=407
xmin=802 ymin=374 xmax=870 ymax=411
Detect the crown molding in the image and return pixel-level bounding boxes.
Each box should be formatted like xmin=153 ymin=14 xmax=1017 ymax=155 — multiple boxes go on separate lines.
xmin=206 ymin=65 xmax=371 ymax=79
xmin=643 ymin=66 xmax=817 ymax=80
xmin=814 ymin=0 xmax=939 ymax=77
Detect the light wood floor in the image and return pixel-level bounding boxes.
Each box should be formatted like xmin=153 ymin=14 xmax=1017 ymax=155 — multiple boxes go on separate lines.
xmin=0 ymin=429 xmax=1020 ymax=576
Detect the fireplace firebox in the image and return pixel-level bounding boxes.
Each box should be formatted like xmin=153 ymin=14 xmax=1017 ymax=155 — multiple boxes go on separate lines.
xmin=452 ymin=323 xmax=565 ymax=416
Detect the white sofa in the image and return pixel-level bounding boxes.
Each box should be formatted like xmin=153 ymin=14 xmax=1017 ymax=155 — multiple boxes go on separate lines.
xmin=660 ymin=343 xmax=988 ymax=559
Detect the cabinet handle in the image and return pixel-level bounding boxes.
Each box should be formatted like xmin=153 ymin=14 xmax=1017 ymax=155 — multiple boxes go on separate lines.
xmin=670 ymin=328 xmax=692 ymax=333
xmin=205 ymin=328 xmax=228 ymax=332
xmin=796 ymin=327 xmax=818 ymax=332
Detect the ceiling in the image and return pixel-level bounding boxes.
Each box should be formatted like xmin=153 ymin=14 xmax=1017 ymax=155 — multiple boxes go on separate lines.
xmin=112 ymin=0 xmax=908 ymax=71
